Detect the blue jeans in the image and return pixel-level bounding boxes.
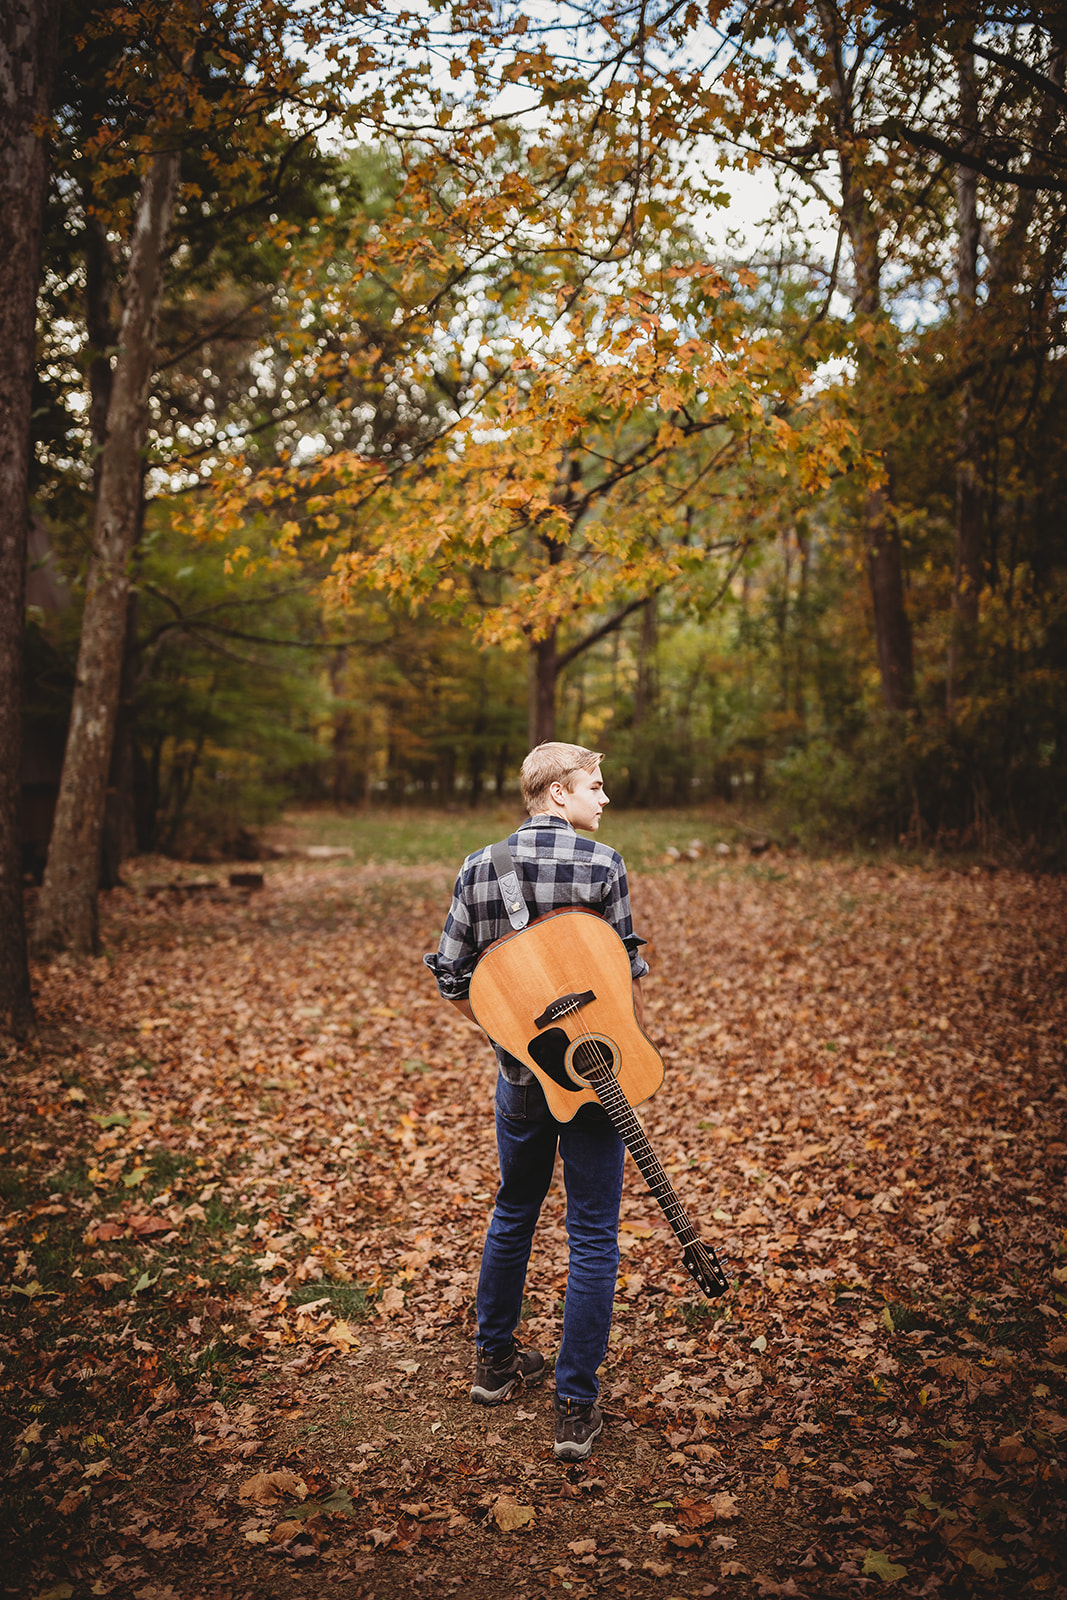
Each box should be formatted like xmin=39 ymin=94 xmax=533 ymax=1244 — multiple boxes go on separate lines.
xmin=476 ymin=1074 xmax=625 ymax=1410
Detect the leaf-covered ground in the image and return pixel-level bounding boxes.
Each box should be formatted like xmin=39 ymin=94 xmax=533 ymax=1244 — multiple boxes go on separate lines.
xmin=2 ymin=848 xmax=1066 ymax=1599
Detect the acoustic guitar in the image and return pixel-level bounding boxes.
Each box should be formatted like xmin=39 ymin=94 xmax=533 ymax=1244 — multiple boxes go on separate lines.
xmin=468 ymin=907 xmax=729 ymax=1298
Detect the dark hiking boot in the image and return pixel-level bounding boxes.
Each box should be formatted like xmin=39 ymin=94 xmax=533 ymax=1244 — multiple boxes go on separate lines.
xmin=469 ymin=1342 xmax=546 ymax=1406
xmin=553 ymin=1401 xmax=604 ymax=1461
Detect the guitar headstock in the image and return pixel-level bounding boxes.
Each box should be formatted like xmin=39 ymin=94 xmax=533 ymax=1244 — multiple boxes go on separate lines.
xmin=682 ymin=1240 xmax=730 ymax=1299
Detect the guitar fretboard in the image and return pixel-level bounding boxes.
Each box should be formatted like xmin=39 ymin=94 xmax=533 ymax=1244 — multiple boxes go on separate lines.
xmin=576 ymin=1051 xmax=699 ymax=1249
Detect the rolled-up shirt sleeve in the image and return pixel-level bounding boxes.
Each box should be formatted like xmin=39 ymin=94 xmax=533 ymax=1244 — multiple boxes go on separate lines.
xmin=423 ymin=871 xmax=480 ymax=1001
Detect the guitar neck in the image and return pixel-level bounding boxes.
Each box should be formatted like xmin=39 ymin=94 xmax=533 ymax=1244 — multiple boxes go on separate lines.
xmin=585 ymin=1062 xmax=729 ymax=1297
xmin=588 ymin=1066 xmax=699 ymax=1249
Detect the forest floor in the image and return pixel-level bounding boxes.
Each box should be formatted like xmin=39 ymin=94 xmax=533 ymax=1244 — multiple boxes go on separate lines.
xmin=2 ymin=829 xmax=1066 ymax=1600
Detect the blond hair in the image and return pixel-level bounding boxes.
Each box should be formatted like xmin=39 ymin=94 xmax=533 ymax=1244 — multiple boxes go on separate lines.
xmin=520 ymin=742 xmax=603 ymax=814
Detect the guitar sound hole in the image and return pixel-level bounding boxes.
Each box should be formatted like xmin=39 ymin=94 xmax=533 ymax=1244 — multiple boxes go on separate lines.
xmin=570 ymin=1038 xmax=615 ymax=1080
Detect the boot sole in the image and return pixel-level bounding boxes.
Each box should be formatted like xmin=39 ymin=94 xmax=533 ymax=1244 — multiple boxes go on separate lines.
xmin=553 ymin=1415 xmax=604 ymax=1460
xmin=470 ymin=1368 xmax=546 ymax=1406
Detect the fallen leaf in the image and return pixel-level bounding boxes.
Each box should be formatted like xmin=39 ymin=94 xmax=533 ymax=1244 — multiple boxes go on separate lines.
xmin=965 ymin=1550 xmax=1007 ymax=1576
xmin=238 ymin=1470 xmax=307 ymax=1505
xmin=709 ymin=1492 xmax=739 ymax=1520
xmin=91 ymin=1271 xmax=124 ymax=1290
xmin=862 ymin=1550 xmax=908 ymax=1582
xmin=491 ymin=1495 xmax=535 ymax=1532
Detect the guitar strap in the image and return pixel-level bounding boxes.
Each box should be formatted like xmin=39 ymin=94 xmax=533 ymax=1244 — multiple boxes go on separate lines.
xmin=490 ymin=838 xmax=530 ymax=932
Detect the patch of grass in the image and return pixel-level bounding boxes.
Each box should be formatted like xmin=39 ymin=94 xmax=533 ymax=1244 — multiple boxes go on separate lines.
xmin=744 ymin=863 xmax=790 ymax=883
xmin=883 ymin=1301 xmax=927 ymax=1335
xmin=161 ymin=1336 xmax=249 ymax=1399
xmin=0 ymin=1168 xmax=27 ymax=1206
xmin=271 ymin=804 xmax=784 ymax=874
xmin=207 ymin=1256 xmax=261 ymax=1292
xmin=680 ymin=1298 xmax=733 ymax=1330
xmin=46 ymin=1163 xmax=93 ymax=1198
xmin=291 ymin=1279 xmax=378 ymax=1320
xmin=201 ymin=1195 xmax=243 ymax=1234
xmin=148 ymin=1149 xmax=197 ymax=1186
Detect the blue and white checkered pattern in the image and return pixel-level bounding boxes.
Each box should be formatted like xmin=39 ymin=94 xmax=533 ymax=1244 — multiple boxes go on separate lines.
xmin=425 ymin=816 xmax=648 ymax=1087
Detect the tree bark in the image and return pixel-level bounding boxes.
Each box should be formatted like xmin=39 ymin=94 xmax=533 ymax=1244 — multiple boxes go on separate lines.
xmin=816 ymin=5 xmax=915 ymax=712
xmin=0 ymin=0 xmax=60 ymax=1040
xmin=528 ymin=629 xmax=558 ymax=747
xmin=34 ymin=147 xmax=179 ymax=955
xmin=845 ymin=200 xmax=915 ymax=715
xmin=632 ymin=595 xmax=658 ymax=731
xmin=329 ymin=648 xmax=353 ymax=803
xmin=865 ymin=491 xmax=915 ymax=713
xmin=947 ymin=45 xmax=983 ymax=718
xmin=100 ymin=586 xmax=140 ymax=888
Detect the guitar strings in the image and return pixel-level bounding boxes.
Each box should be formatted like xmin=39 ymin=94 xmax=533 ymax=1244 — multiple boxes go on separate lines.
xmin=562 ymin=997 xmax=699 ymax=1250
xmin=552 ymin=998 xmax=728 ymax=1295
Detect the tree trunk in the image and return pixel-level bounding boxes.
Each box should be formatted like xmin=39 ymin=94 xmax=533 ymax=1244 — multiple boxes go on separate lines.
xmin=84 ymin=205 xmax=116 ymax=493
xmin=100 ymin=587 xmax=140 ymax=889
xmin=632 ymin=595 xmax=658 ymax=731
xmin=528 ymin=629 xmax=557 ymax=746
xmin=845 ymin=197 xmax=915 ymax=713
xmin=34 ymin=148 xmax=179 ymax=955
xmin=329 ymin=648 xmax=352 ymax=803
xmin=821 ymin=3 xmax=915 ymax=714
xmin=947 ymin=45 xmax=982 ymax=718
xmin=0 ymin=0 xmax=60 ymax=1039
xmin=865 ymin=489 xmax=915 ymax=713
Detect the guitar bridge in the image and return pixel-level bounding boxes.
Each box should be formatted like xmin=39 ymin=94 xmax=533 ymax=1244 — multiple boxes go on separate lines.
xmin=534 ymin=990 xmax=596 ymax=1028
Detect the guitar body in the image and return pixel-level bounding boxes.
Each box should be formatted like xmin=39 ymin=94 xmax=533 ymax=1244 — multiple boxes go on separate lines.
xmin=467 ymin=902 xmax=729 ymax=1298
xmin=468 ymin=907 xmax=663 ymax=1122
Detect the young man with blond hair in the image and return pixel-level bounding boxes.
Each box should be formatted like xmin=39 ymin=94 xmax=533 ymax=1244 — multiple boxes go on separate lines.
xmin=425 ymin=742 xmax=648 ymax=1460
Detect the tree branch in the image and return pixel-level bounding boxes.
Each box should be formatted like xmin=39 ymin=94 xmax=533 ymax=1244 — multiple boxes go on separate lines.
xmin=557 ymin=595 xmax=654 ymax=670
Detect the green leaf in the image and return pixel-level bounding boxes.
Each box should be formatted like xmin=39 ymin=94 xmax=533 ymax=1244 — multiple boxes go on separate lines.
xmin=123 ymin=1166 xmax=150 ymax=1188
xmin=10 ymin=1279 xmax=46 ymax=1299
xmin=132 ymin=1272 xmax=160 ymax=1294
xmin=965 ymin=1551 xmax=1006 ymax=1576
xmin=286 ymin=1486 xmax=356 ymax=1519
xmin=90 ymin=1113 xmax=130 ymax=1128
xmin=882 ymin=1306 xmax=895 ymax=1333
xmin=33 ymin=1585 xmax=74 ymax=1600
xmin=862 ymin=1550 xmax=908 ymax=1582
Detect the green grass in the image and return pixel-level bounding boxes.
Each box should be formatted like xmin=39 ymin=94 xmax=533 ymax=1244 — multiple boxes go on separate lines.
xmin=271 ymin=804 xmax=778 ymax=874
xmin=0 ymin=1169 xmax=27 ymax=1206
xmin=290 ymin=1279 xmax=379 ymax=1320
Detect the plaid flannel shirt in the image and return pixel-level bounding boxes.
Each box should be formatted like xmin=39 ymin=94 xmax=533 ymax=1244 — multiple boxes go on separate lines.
xmin=424 ymin=813 xmax=649 ymax=1085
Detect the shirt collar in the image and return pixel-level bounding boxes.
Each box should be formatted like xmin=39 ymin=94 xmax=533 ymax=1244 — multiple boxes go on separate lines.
xmin=519 ymin=813 xmax=574 ymax=832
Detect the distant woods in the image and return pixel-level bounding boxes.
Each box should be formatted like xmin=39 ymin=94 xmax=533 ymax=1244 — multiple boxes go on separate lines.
xmin=10 ymin=0 xmax=1067 ymax=973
